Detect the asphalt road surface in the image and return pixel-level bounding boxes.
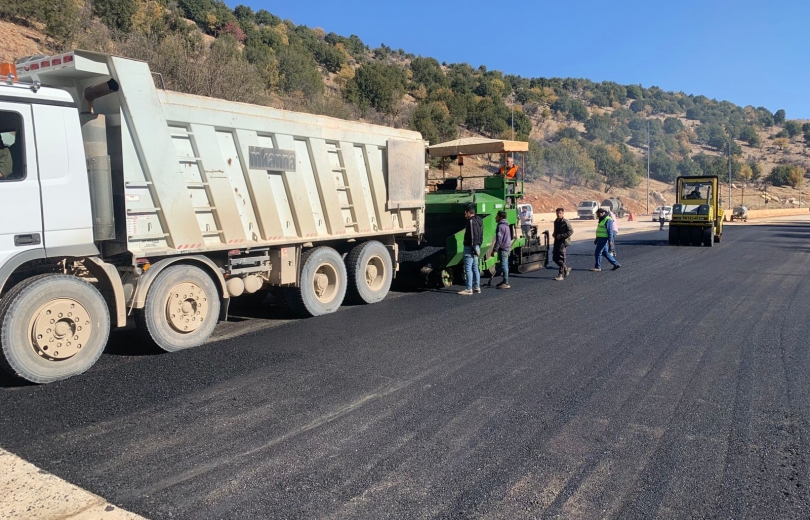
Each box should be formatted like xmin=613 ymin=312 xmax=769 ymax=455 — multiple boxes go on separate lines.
xmin=1 ymin=220 xmax=809 ymax=519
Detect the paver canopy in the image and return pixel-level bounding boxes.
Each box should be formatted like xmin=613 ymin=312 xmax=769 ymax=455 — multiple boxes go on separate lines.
xmin=427 ymin=137 xmax=529 ymax=158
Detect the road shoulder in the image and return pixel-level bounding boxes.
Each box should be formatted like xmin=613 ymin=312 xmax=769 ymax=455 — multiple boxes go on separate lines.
xmin=0 ymin=448 xmax=144 ymax=520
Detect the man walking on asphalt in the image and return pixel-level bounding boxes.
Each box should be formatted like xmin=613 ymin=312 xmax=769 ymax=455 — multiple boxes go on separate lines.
xmin=459 ymin=202 xmax=482 ymax=295
xmin=552 ymin=207 xmax=574 ymax=281
xmin=607 ymin=209 xmax=618 ymax=258
xmin=659 ymin=208 xmax=667 ymax=230
xmin=592 ymin=208 xmax=621 ymax=272
xmin=491 ymin=210 xmax=512 ymax=289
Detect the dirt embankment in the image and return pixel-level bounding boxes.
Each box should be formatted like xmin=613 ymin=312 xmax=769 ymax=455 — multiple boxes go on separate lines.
xmin=0 ymin=19 xmax=49 ymax=63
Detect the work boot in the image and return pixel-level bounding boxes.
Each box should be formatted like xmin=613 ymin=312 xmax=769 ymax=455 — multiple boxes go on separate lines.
xmin=554 ymin=275 xmax=564 ymax=281
xmin=458 ymin=289 xmax=473 ymax=295
xmin=473 ymin=287 xmax=481 ymax=293
xmin=565 ymin=267 xmax=572 ymax=277
xmin=590 ymin=268 xmax=601 ymax=272
xmin=497 ymin=283 xmax=511 ymax=289
xmin=611 ymin=264 xmax=621 ymax=271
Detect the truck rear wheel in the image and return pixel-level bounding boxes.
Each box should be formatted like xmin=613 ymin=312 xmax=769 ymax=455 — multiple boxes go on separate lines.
xmin=135 ymin=265 xmax=220 ymax=352
xmin=286 ymin=247 xmax=347 ymax=317
xmin=0 ymin=274 xmax=110 ymax=384
xmin=345 ymin=241 xmax=392 ymax=304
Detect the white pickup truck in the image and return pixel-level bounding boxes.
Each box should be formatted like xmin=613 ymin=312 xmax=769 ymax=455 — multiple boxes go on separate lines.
xmin=0 ymin=51 xmax=426 ymax=383
xmin=577 ymin=200 xmax=599 ymax=219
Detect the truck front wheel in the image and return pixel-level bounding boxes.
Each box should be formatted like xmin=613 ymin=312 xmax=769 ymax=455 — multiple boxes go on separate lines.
xmin=135 ymin=265 xmax=220 ymax=352
xmin=286 ymin=247 xmax=347 ymax=317
xmin=0 ymin=274 xmax=110 ymax=384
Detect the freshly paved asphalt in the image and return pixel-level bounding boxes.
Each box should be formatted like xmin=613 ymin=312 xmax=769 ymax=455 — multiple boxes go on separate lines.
xmin=1 ymin=220 xmax=810 ymax=519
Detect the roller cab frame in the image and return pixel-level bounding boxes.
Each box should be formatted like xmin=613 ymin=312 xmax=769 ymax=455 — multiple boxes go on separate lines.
xmin=668 ymin=175 xmax=724 ymax=247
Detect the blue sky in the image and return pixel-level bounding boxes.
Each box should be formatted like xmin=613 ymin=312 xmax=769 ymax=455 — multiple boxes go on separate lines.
xmin=241 ymin=0 xmax=809 ymax=119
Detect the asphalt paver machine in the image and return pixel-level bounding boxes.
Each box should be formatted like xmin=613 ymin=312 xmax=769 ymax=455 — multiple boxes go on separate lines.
xmin=399 ymin=138 xmax=549 ymax=287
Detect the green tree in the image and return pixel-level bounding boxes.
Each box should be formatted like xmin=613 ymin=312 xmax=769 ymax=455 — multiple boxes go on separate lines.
xmin=255 ymin=9 xmax=280 ymax=26
xmin=243 ymin=44 xmax=278 ymax=87
xmin=626 ymin=84 xmax=644 ymax=99
xmin=91 ymin=0 xmax=135 ymax=32
xmin=233 ymin=4 xmax=255 ymax=24
xmin=312 ymin=42 xmax=345 ymax=73
xmin=629 ymin=99 xmax=646 ymax=113
xmin=410 ymin=57 xmax=447 ymax=91
xmin=769 ymin=164 xmax=804 ymax=187
xmin=344 ymin=62 xmax=407 ymax=114
xmin=543 ymin=138 xmax=596 ymax=187
xmin=277 ymin=45 xmax=324 ymax=97
xmin=554 ymin=127 xmax=580 ymax=141
xmin=584 ymin=114 xmax=613 ymax=141
xmin=739 ymin=126 xmax=760 ymax=147
xmin=774 ymin=109 xmax=786 ymax=125
xmin=784 ymin=120 xmax=802 ymax=137
xmin=663 ymin=117 xmax=684 ymax=134
xmin=411 ymin=102 xmax=457 ymax=144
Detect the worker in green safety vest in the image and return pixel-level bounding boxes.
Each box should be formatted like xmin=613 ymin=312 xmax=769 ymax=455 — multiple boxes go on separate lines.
xmin=591 ymin=208 xmax=621 ymax=272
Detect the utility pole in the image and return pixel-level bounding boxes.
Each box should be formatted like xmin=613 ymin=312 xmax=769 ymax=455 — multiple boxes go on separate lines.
xmin=646 ymin=120 xmax=650 ymax=215
xmin=728 ymin=139 xmax=732 ymax=209
xmin=510 ymin=91 xmax=515 ymax=141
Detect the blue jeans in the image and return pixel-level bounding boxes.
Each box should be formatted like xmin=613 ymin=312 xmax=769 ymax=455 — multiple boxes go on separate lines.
xmin=463 ymin=246 xmax=480 ymax=290
xmin=594 ymin=237 xmax=619 ymax=269
xmin=495 ymin=250 xmax=509 ymax=284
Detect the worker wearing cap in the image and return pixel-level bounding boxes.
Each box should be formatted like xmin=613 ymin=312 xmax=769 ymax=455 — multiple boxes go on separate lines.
xmin=496 ymin=156 xmax=519 ymax=179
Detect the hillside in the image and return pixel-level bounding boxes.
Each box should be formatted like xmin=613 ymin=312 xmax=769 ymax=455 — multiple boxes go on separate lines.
xmin=1 ymin=0 xmax=808 ymax=213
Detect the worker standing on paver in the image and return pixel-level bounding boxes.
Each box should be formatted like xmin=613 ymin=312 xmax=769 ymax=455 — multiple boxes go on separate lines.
xmin=519 ymin=205 xmax=533 ymax=240
xmin=459 ymin=202 xmax=483 ymax=295
xmin=592 ymin=208 xmax=621 ymax=272
xmin=552 ymin=208 xmax=574 ymax=281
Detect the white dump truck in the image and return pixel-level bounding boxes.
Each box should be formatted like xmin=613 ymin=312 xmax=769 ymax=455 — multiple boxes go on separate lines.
xmin=0 ymin=51 xmax=426 ymax=383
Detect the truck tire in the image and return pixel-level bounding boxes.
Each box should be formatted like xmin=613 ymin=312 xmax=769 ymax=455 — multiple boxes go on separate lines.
xmin=0 ymin=274 xmax=110 ymax=384
xmin=689 ymin=227 xmax=701 ymax=246
xmin=135 ymin=265 xmax=220 ymax=352
xmin=286 ymin=247 xmax=347 ymax=317
xmin=345 ymin=241 xmax=392 ymax=304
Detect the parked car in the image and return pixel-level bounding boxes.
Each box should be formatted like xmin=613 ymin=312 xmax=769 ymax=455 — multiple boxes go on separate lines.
xmin=652 ymin=205 xmax=673 ymax=221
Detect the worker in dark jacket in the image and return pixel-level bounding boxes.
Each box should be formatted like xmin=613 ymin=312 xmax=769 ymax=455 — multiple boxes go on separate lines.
xmin=552 ymin=207 xmax=574 ymax=281
xmin=491 ymin=210 xmax=512 ymax=288
xmin=459 ymin=202 xmax=483 ymax=295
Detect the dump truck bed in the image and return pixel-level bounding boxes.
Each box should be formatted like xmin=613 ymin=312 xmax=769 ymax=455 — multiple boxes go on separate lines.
xmin=18 ymin=51 xmax=426 ymax=256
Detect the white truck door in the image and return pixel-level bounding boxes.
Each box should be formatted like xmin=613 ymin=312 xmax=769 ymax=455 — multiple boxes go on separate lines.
xmin=0 ymin=102 xmax=44 ymax=275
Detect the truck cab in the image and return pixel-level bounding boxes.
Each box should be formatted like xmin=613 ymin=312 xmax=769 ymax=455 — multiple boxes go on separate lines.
xmin=0 ymin=81 xmax=97 ymax=288
xmin=577 ymin=200 xmax=599 ymax=219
